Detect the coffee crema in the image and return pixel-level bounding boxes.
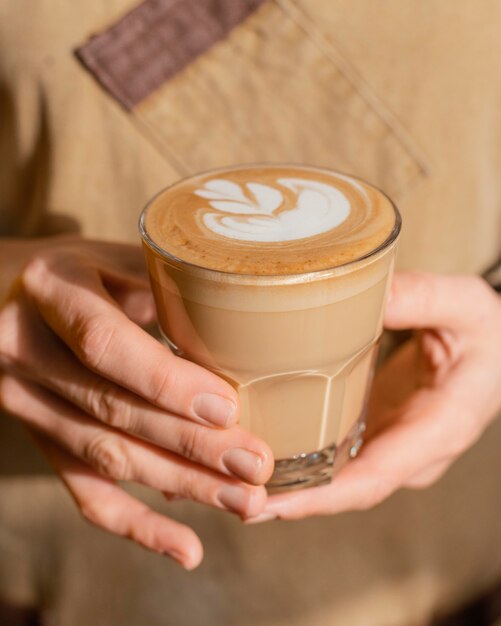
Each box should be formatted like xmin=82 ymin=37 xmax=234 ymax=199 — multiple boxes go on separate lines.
xmin=140 ymin=164 xmax=401 ymax=485
xmin=143 ymin=165 xmax=396 ymax=275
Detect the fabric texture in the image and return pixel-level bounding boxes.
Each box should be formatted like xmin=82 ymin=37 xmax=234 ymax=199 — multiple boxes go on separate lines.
xmin=75 ymin=0 xmax=266 ymax=110
xmin=0 ymin=0 xmax=501 ymax=624
xmin=131 ymin=0 xmax=427 ymax=199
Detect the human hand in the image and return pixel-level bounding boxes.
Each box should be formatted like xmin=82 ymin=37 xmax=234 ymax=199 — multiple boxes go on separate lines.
xmin=249 ymin=272 xmax=501 ymax=522
xmin=0 ymin=237 xmax=273 ymax=568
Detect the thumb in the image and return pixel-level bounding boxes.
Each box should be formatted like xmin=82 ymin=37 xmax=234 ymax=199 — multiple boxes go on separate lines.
xmin=384 ymin=271 xmax=485 ymax=332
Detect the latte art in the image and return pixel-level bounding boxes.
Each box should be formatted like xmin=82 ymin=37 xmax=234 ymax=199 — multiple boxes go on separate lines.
xmin=195 ymin=178 xmax=351 ymax=242
xmin=141 ymin=164 xmax=401 ymax=488
xmin=142 ymin=164 xmax=396 ymax=275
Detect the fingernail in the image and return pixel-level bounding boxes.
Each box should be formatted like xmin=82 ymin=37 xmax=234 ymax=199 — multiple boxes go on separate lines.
xmin=222 ymin=448 xmax=263 ymax=483
xmin=244 ymin=511 xmax=278 ymax=525
xmin=216 ymin=485 xmax=249 ymax=513
xmin=192 ymin=393 xmax=236 ymax=427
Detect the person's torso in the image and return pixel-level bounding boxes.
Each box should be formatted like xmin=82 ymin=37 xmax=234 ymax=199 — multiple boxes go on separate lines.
xmin=1 ymin=0 xmax=500 ymax=273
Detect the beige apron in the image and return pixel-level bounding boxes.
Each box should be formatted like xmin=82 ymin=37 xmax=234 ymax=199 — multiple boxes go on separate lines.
xmin=1 ymin=1 xmax=500 ymax=624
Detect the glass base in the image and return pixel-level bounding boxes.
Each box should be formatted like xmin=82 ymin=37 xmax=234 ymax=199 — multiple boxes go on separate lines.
xmin=266 ymin=418 xmax=366 ymax=493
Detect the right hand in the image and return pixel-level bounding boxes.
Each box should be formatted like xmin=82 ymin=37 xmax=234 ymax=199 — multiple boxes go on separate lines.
xmin=0 ymin=236 xmax=274 ymax=569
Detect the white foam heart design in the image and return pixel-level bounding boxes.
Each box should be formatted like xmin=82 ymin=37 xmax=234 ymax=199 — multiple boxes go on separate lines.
xmin=194 ymin=177 xmax=351 ymax=242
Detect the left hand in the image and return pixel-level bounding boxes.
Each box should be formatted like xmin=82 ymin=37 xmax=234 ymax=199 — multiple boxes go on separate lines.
xmin=248 ymin=272 xmax=501 ymax=522
xmin=0 ymin=237 xmax=273 ymax=569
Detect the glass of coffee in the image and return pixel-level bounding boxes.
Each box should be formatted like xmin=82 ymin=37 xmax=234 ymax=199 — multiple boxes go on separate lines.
xmin=139 ymin=165 xmax=400 ymax=491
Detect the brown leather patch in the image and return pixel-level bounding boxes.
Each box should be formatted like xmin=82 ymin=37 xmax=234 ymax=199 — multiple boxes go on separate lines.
xmin=75 ymin=0 xmax=266 ymax=110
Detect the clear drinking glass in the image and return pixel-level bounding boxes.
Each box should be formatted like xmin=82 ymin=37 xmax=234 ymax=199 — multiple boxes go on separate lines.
xmin=140 ymin=166 xmax=401 ymax=491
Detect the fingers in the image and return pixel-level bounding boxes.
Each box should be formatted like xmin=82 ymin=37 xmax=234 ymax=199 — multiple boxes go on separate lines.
xmin=31 ymin=430 xmax=203 ymax=569
xmin=19 ymin=252 xmax=240 ymax=428
xmin=256 ymin=387 xmax=469 ymax=521
xmin=385 ymin=272 xmax=497 ymax=332
xmin=0 ymin=374 xmax=267 ymax=519
xmin=256 ymin=451 xmax=452 ymax=523
xmin=65 ymin=371 xmax=272 ymax=485
xmin=0 ymin=296 xmax=273 ymax=484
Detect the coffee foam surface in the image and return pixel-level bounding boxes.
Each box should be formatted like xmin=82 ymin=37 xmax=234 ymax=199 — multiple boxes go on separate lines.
xmin=143 ymin=165 xmax=397 ymax=275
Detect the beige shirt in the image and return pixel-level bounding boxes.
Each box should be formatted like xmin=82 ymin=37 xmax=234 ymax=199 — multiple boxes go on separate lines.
xmin=1 ymin=1 xmax=500 ymax=624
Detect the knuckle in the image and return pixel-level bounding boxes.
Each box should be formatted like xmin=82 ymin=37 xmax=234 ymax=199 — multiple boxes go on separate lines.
xmin=83 ymin=433 xmax=132 ymax=481
xmin=20 ymin=256 xmax=51 ymax=292
xmin=87 ymin=380 xmax=135 ymax=432
xmin=176 ymin=426 xmax=205 ymax=461
xmin=21 ymin=250 xmax=78 ymax=290
xmin=150 ymin=363 xmax=178 ymax=406
xmin=74 ymin=314 xmax=115 ymax=370
xmin=176 ymin=469 xmax=199 ymax=501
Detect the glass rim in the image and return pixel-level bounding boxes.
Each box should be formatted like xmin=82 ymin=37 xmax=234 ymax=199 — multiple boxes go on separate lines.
xmin=139 ymin=163 xmax=402 ymax=282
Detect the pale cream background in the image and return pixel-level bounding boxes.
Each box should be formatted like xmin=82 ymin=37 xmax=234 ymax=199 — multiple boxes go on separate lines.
xmin=0 ymin=1 xmax=500 ymax=624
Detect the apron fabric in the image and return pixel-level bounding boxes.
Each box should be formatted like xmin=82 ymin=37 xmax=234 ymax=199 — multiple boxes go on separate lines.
xmin=1 ymin=1 xmax=500 ymax=624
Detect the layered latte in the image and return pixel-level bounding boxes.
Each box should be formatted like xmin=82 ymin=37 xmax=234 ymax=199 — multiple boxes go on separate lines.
xmin=141 ymin=165 xmax=400 ymax=490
